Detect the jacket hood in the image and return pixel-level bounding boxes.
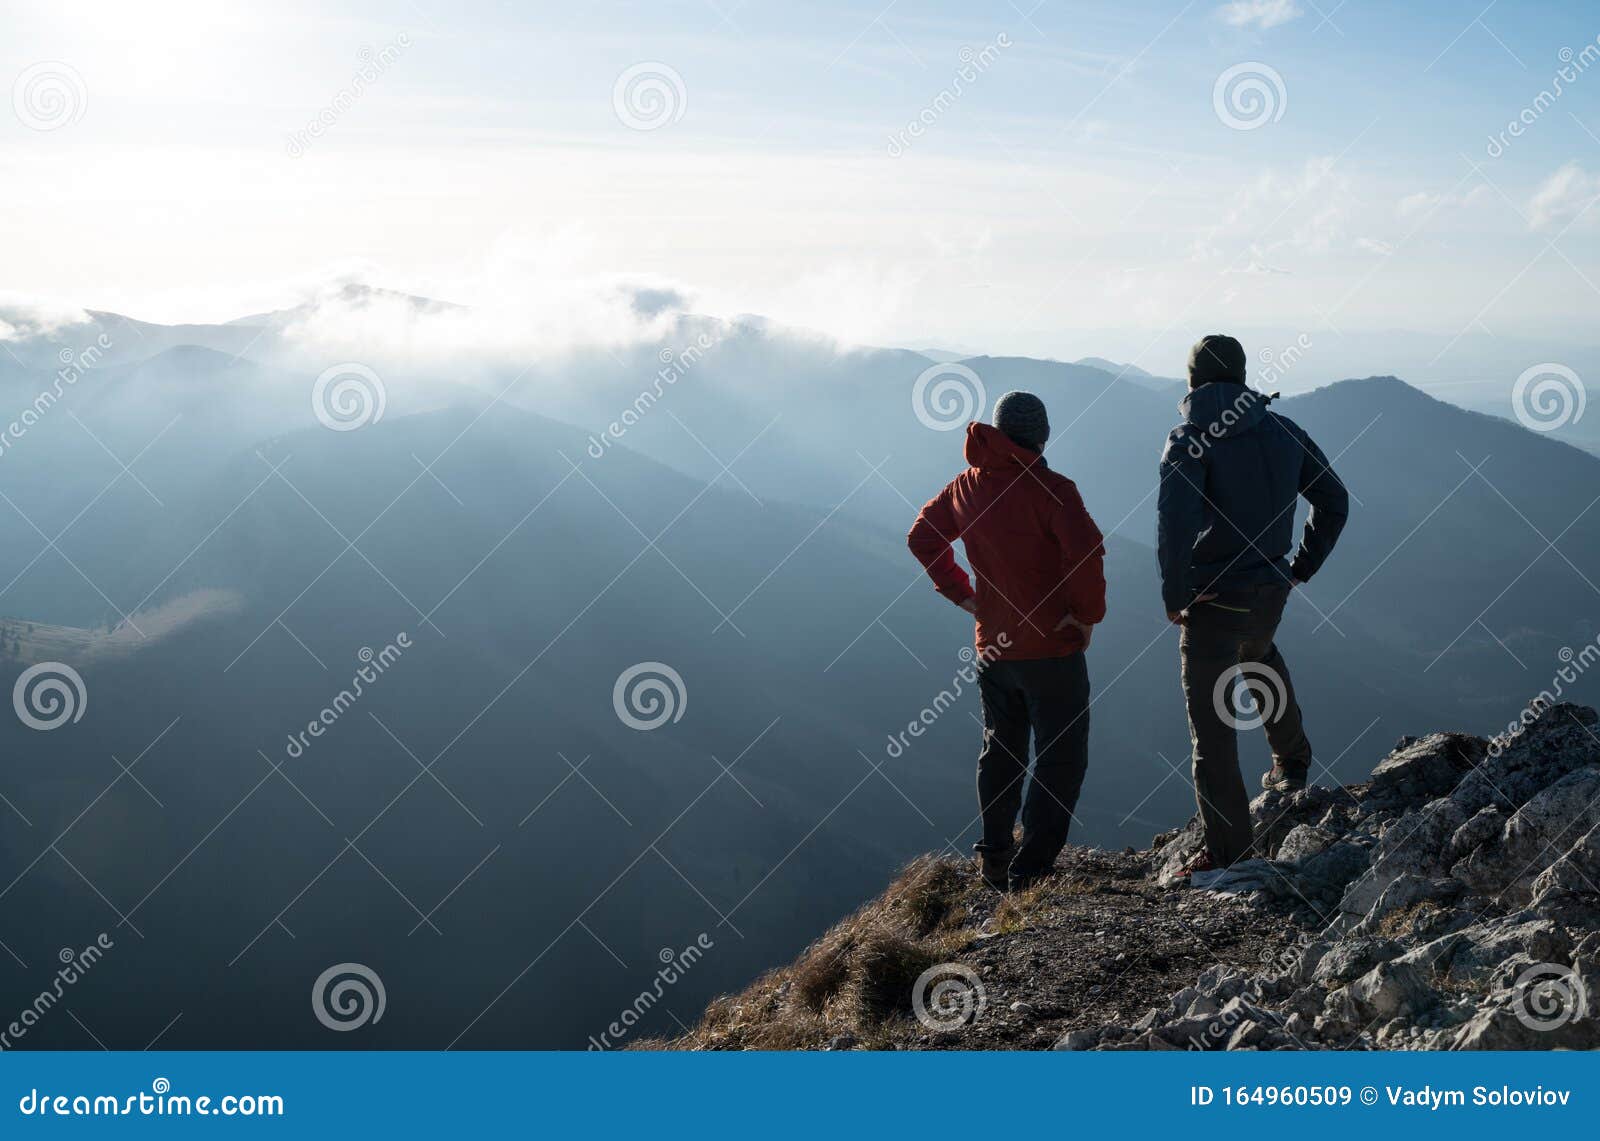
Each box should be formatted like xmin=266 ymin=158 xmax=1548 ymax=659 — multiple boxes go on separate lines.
xmin=1178 ymin=382 xmax=1273 ymax=441
xmin=964 ymin=421 xmax=1048 ymax=470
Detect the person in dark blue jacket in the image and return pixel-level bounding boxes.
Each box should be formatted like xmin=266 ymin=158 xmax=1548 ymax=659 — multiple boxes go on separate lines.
xmin=1157 ymin=334 xmax=1349 ymax=872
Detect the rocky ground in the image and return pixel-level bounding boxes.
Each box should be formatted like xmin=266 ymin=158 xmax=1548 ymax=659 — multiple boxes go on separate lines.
xmin=655 ymin=702 xmax=1600 ymax=1051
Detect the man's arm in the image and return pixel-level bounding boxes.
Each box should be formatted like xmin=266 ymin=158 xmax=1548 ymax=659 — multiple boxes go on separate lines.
xmin=1157 ymin=428 xmax=1206 ymax=615
xmin=1051 ymin=480 xmax=1106 ymax=629
xmin=907 ymin=484 xmax=976 ymax=608
xmin=1286 ymin=423 xmax=1349 ymax=584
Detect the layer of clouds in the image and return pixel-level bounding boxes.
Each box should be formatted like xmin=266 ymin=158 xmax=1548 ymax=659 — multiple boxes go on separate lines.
xmin=0 ymin=296 xmax=91 ymax=342
xmin=274 ymin=231 xmax=698 ymax=369
xmin=279 ymin=274 xmax=693 ymax=367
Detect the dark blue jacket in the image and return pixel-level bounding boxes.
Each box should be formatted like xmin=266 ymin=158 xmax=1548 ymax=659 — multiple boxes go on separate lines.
xmin=1157 ymin=382 xmax=1349 ymax=612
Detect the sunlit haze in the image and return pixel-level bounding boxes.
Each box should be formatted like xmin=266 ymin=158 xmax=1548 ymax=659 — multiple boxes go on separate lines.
xmin=5 ymin=0 xmax=1599 ymax=393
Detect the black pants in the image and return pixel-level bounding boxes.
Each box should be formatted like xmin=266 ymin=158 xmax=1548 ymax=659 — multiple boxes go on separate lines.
xmin=974 ymin=654 xmax=1091 ymax=879
xmin=1179 ymin=583 xmax=1313 ymax=867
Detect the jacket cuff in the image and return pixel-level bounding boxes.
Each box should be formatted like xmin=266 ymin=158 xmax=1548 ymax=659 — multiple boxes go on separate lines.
xmin=939 ymin=581 xmax=976 ymax=605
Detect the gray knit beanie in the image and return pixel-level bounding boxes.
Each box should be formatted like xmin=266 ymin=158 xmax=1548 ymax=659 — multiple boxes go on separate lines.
xmin=993 ymin=391 xmax=1049 ymax=451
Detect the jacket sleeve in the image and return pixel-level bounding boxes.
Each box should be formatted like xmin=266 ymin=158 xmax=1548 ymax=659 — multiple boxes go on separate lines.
xmin=1157 ymin=427 xmax=1206 ymax=613
xmin=907 ymin=483 xmax=976 ymax=606
xmin=1287 ymin=423 xmax=1350 ymax=583
xmin=1051 ymin=481 xmax=1106 ymax=626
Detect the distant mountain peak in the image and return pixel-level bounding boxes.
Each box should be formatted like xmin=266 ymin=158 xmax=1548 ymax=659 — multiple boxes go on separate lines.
xmin=1075 ymin=355 xmax=1154 ymax=379
xmin=225 ymin=282 xmax=466 ymax=327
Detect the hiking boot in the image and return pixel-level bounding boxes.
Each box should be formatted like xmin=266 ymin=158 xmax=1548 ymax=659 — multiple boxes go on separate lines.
xmin=1261 ymin=764 xmax=1308 ymax=793
xmin=1007 ymin=865 xmax=1052 ymax=893
xmin=977 ymin=847 xmax=1013 ymax=892
xmin=1178 ymin=848 xmax=1215 ymax=886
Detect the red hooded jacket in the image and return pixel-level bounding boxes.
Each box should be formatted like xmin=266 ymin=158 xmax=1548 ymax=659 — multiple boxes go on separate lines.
xmin=907 ymin=422 xmax=1107 ymax=659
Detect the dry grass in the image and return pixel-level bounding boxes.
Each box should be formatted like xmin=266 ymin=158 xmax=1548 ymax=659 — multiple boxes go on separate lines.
xmin=989 ymin=878 xmax=1057 ymax=933
xmin=647 ymin=854 xmax=983 ymax=1050
xmin=1375 ymin=899 xmax=1447 ymax=940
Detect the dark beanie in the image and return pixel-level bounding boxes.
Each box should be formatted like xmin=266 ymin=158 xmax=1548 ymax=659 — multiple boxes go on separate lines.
xmin=993 ymin=391 xmax=1049 ymax=450
xmin=1188 ymin=334 xmax=1247 ymax=387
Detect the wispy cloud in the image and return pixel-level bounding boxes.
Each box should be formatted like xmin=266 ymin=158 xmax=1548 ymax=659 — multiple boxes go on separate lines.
xmin=1528 ymin=163 xmax=1600 ymax=230
xmin=1230 ymin=252 xmax=1292 ymax=275
xmin=1396 ymin=185 xmax=1489 ymax=219
xmin=1216 ymin=0 xmax=1303 ymax=30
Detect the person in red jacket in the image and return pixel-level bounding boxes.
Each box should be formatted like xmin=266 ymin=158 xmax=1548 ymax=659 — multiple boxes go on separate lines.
xmin=908 ymin=391 xmax=1107 ymax=892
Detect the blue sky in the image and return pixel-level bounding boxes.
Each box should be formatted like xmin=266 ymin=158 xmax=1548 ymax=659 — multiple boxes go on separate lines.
xmin=3 ymin=0 xmax=1598 ymax=383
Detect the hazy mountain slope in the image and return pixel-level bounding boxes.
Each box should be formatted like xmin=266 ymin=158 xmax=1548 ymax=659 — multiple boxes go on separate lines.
xmin=0 ymin=343 xmax=492 ymax=625
xmin=0 ymin=396 xmax=1456 ymax=1049
xmin=1279 ymin=378 xmax=1600 ymax=693
xmin=4 ymin=304 xmax=1599 ymax=1050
